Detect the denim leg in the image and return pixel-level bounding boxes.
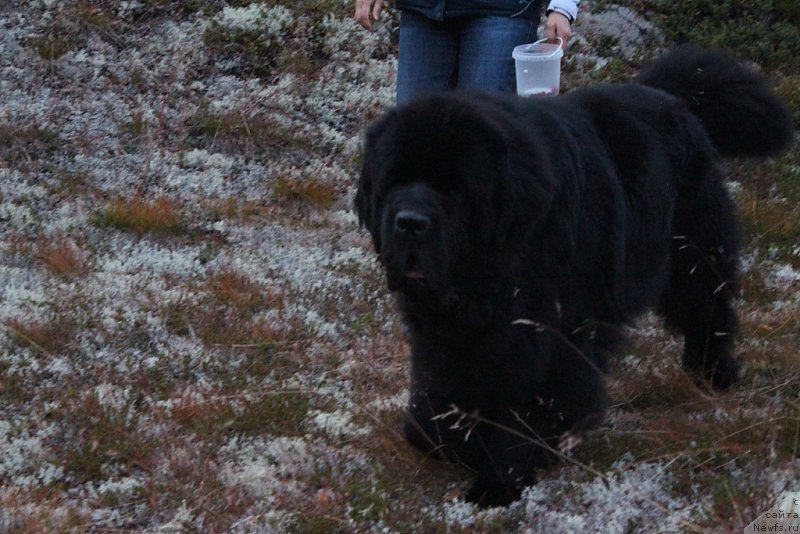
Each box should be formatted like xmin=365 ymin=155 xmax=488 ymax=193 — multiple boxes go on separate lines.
xmin=396 ymin=11 xmax=458 ymax=104
xmin=457 ymin=16 xmax=538 ymax=94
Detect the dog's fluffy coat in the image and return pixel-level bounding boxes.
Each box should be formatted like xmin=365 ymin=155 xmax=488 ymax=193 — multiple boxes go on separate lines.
xmin=355 ymin=46 xmax=794 ymax=507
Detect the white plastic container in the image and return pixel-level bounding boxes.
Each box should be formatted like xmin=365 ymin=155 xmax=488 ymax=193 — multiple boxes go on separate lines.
xmin=512 ymin=38 xmax=563 ymax=97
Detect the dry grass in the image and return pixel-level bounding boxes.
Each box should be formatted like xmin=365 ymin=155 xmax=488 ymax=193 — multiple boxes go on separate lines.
xmin=0 ymin=124 xmax=60 ymax=167
xmin=738 ymin=191 xmax=800 ymax=252
xmin=3 ymin=316 xmax=78 ymax=356
xmin=36 ymin=240 xmax=90 ymax=279
xmin=186 ymin=104 xmax=313 ymax=157
xmin=163 ymin=268 xmax=287 ymax=353
xmin=273 ymin=172 xmax=341 ymax=210
xmin=206 ymin=197 xmax=273 ymax=221
xmin=93 ymin=196 xmax=184 ymax=236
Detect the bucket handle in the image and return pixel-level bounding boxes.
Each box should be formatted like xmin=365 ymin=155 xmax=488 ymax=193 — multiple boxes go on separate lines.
xmin=528 ymin=37 xmax=564 ymax=58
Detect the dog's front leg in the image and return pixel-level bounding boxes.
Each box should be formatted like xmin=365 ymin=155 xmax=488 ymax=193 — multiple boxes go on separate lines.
xmin=464 ymin=406 xmax=556 ymax=508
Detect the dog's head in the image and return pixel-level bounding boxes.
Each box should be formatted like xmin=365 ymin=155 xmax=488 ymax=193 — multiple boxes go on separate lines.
xmin=355 ymin=94 xmax=556 ymax=314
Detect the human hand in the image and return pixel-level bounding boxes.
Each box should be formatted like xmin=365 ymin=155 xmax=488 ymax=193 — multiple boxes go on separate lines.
xmin=545 ymin=11 xmax=572 ymax=49
xmin=355 ymin=0 xmax=383 ymax=31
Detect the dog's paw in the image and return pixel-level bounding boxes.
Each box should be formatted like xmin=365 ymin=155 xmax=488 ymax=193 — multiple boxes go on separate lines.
xmin=464 ymin=480 xmax=519 ymax=508
xmin=403 ymin=418 xmax=437 ymax=455
xmin=710 ymin=355 xmax=740 ymax=391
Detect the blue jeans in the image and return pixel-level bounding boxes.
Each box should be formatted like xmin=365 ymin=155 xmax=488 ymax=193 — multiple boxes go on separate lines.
xmin=396 ymin=11 xmax=539 ymax=104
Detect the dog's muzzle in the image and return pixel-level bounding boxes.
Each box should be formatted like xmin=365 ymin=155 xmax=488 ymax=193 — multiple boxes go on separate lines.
xmin=382 ymin=209 xmax=435 ymax=290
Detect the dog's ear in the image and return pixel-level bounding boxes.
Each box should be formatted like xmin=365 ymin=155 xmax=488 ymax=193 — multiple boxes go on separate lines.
xmin=355 ymin=111 xmax=397 ymax=254
xmin=354 ymin=150 xmax=381 ymax=254
xmin=353 ymin=166 xmax=371 ymax=227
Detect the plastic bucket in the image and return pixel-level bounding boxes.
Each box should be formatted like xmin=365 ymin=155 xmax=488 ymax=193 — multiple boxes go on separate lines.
xmin=512 ymin=38 xmax=563 ymax=97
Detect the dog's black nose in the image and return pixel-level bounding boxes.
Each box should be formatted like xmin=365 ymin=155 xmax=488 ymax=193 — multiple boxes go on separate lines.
xmin=395 ymin=210 xmax=430 ymax=235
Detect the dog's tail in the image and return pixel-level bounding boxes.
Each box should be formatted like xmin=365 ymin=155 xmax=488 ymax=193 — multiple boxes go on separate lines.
xmin=635 ymin=45 xmax=794 ymax=158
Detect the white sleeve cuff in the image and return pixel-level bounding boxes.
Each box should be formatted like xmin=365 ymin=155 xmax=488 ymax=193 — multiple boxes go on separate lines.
xmin=546 ymin=0 xmax=580 ymax=22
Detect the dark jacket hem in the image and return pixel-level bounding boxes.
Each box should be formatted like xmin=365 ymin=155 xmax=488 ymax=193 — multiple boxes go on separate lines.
xmin=396 ymin=1 xmax=543 ymax=21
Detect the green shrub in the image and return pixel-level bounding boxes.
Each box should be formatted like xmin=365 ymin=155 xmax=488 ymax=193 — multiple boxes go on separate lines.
xmin=650 ymin=0 xmax=800 ymax=70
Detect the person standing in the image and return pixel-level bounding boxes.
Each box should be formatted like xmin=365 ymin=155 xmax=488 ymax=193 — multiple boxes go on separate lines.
xmin=355 ymin=0 xmax=579 ymax=103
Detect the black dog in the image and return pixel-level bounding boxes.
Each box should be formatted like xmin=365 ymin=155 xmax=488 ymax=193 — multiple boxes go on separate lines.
xmin=355 ymin=46 xmax=794 ymax=507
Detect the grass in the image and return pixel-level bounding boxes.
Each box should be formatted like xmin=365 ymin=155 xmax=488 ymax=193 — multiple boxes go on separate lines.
xmin=0 ymin=494 xmax=87 ymax=534
xmin=36 ymin=239 xmax=90 ymax=279
xmin=22 ymin=1 xmax=120 ymax=61
xmin=647 ymin=0 xmax=800 ymax=70
xmin=162 ymin=268 xmax=287 ymax=353
xmin=186 ymin=103 xmax=314 ymax=156
xmin=728 ymin=146 xmax=800 ymax=266
xmin=0 ymin=125 xmax=60 ymax=168
xmin=201 ymin=0 xmax=356 ymax=80
xmin=60 ymin=391 xmax=155 ymax=483
xmin=775 ymin=73 xmax=800 ymax=125
xmin=206 ymin=197 xmax=273 ymax=221
xmin=202 ymin=22 xmax=283 ymax=79
xmin=165 ymin=385 xmax=313 ymax=437
xmin=3 ymin=316 xmax=78 ymax=356
xmin=26 ymin=35 xmax=77 ymax=61
xmin=273 ymin=172 xmax=341 ymax=210
xmin=738 ymin=193 xmax=800 ymax=252
xmin=92 ymin=196 xmax=184 ymax=236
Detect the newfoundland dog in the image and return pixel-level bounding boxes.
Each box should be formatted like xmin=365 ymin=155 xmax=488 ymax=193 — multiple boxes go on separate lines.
xmin=355 ymin=45 xmax=794 ymax=507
